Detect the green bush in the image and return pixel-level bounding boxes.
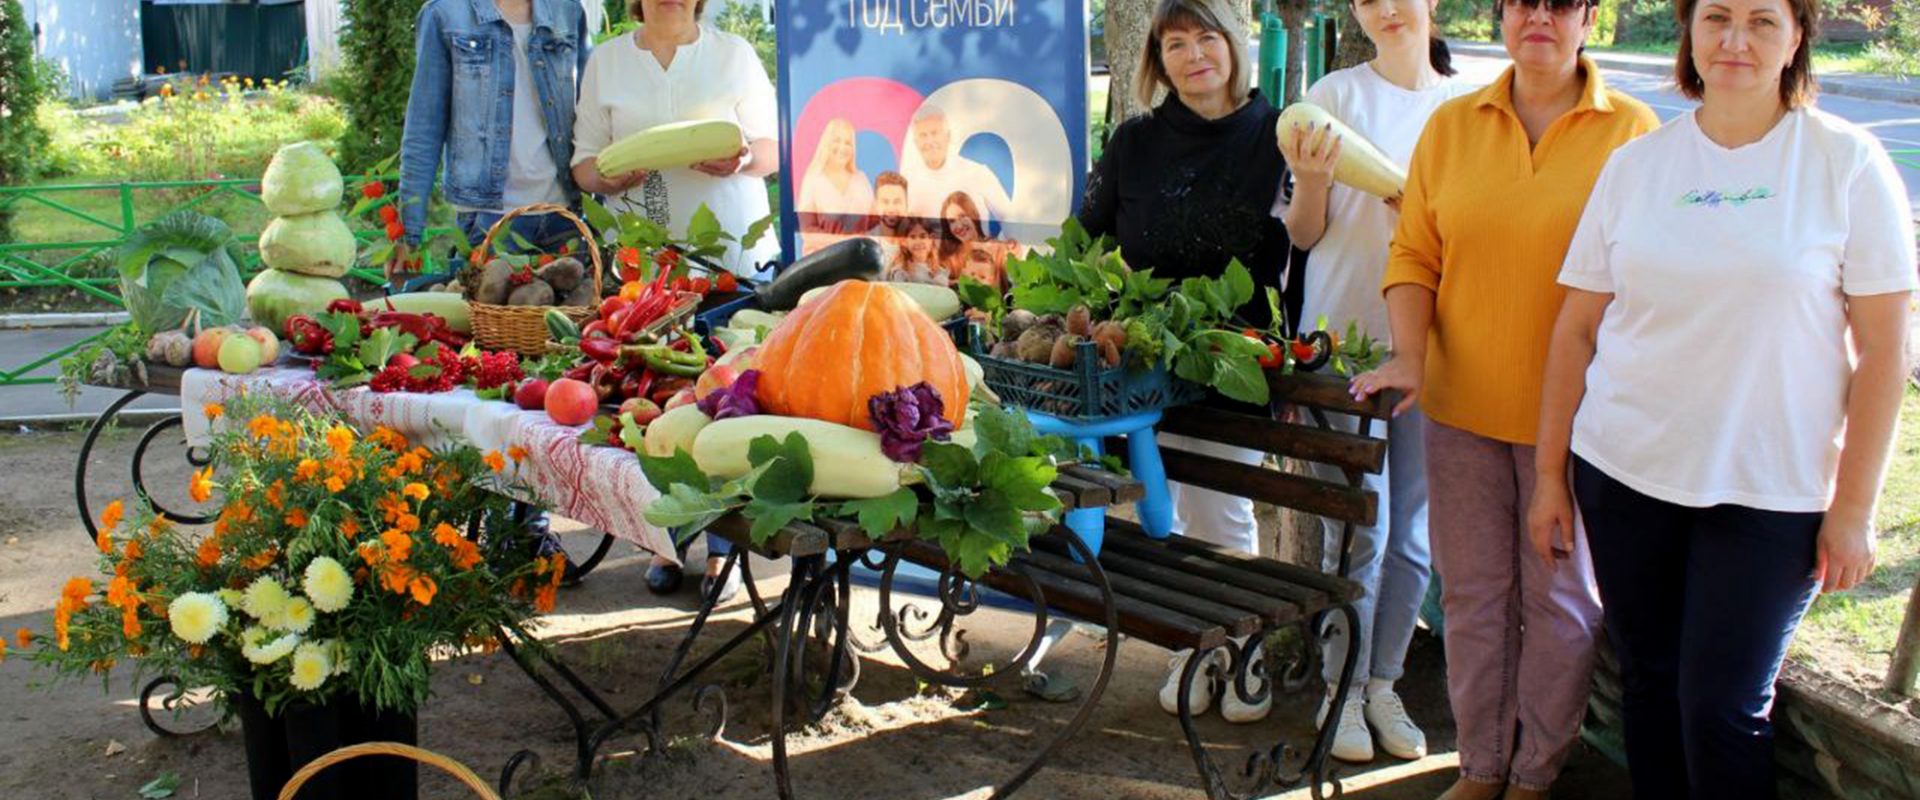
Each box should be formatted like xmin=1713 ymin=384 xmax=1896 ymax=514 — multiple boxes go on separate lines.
xmin=337 ymin=0 xmax=427 ymax=173
xmin=0 ymin=0 xmax=50 ymax=240
xmin=1613 ymin=0 xmax=1678 ymax=45
xmin=1858 ymin=0 xmax=1920 ymax=76
xmin=33 ymin=78 xmax=345 ymax=183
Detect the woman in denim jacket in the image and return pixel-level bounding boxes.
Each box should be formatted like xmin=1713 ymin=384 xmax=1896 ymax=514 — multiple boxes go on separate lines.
xmin=391 ymin=0 xmax=591 ymax=274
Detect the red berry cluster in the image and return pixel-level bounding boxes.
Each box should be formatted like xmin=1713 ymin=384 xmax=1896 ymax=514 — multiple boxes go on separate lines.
xmin=508 ymin=266 xmax=535 ymax=287
xmin=369 ymin=347 xmax=468 ymax=394
xmin=465 ymin=350 xmax=524 ymax=391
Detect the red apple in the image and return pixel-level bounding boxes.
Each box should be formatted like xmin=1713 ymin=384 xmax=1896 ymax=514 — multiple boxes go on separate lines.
xmin=386 ymin=352 xmax=420 ymax=371
xmin=243 ymin=327 xmax=280 ymax=364
xmin=664 ymin=388 xmax=697 ymax=410
xmin=191 ymin=328 xmax=234 ymax=369
xmin=618 ymin=397 xmax=663 ymax=426
xmin=693 ymin=364 xmax=739 ymax=401
xmin=514 ymin=379 xmax=550 ymax=411
xmin=545 ymin=378 xmax=598 ymax=426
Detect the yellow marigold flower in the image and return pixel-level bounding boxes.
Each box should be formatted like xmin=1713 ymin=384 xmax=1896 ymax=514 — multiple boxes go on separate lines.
xmin=290 ymin=641 xmax=332 ymax=690
xmin=326 ymin=425 xmax=356 ymax=456
xmin=167 ymin=592 xmax=227 ymax=644
xmin=190 ymin=466 xmax=215 ymax=503
xmin=247 ymin=415 xmax=278 ymax=440
xmin=507 ymin=445 xmax=529 ymax=463
xmin=294 ymin=458 xmax=321 ymax=482
xmin=241 ymin=576 xmax=291 ymax=622
xmin=279 ymin=597 xmax=315 ymax=634
xmin=402 ymin=482 xmax=430 ymax=502
xmin=303 ymin=556 xmax=354 ymax=613
xmin=484 ymin=451 xmax=505 ymax=473
xmin=241 ymin=627 xmax=299 ymax=665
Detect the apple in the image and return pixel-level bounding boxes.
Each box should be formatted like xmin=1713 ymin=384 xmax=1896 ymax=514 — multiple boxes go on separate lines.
xmin=386 ymin=352 xmax=420 ymax=371
xmin=664 ymin=388 xmax=697 ymax=410
xmin=514 ymin=379 xmax=550 ymax=411
xmin=192 ymin=327 xmax=234 ymax=369
xmin=243 ymin=327 xmax=280 ymax=364
xmin=692 ymin=364 xmax=739 ymax=401
xmin=617 ymin=397 xmax=663 ymax=426
xmin=545 ymin=378 xmax=598 ymax=426
xmin=216 ymin=334 xmax=265 ymax=374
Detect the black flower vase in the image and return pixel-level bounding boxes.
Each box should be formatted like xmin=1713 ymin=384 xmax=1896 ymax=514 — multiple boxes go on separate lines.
xmin=234 ymin=693 xmax=419 ymax=800
xmin=234 ymin=692 xmax=293 ymax=800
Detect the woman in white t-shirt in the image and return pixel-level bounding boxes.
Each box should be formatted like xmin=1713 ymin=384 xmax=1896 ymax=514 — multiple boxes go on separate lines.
xmin=796 ymin=117 xmax=874 ymax=250
xmin=1530 ymin=0 xmax=1916 ymax=796
xmin=572 ymin=0 xmax=779 ymax=601
xmin=1276 ymin=0 xmax=1474 ymax=765
xmin=571 ymin=0 xmax=780 ymax=279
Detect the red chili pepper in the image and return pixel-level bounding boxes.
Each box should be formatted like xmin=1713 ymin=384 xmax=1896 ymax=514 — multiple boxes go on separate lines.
xmin=327 ymin=299 xmax=364 ymax=315
xmin=1258 ymin=342 xmax=1283 ymax=369
xmin=581 ymin=320 xmax=611 ymax=339
xmin=599 ymin=296 xmax=629 ymax=321
xmin=715 ymin=272 xmax=738 ymax=294
xmin=563 ymin=363 xmax=595 ymax=382
xmin=671 ymin=277 xmax=691 ymax=293
xmin=580 ymin=338 xmax=621 ymax=364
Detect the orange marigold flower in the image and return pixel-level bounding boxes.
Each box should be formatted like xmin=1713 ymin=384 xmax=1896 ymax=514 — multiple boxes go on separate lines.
xmin=202 ymin=403 xmax=223 ymax=422
xmin=15 ymin=628 xmax=33 ymax=649
xmin=395 ymin=513 xmax=420 ymax=534
xmin=121 ymin=605 xmax=143 ymax=639
xmin=325 ymin=476 xmax=347 ymax=494
xmin=484 ymin=451 xmax=506 ymax=473
xmin=534 ymin=584 xmax=558 ymax=614
xmin=52 ymin=601 xmax=73 ymax=651
xmin=358 ymin=542 xmax=381 ymax=567
xmin=190 ymin=466 xmax=215 ymax=503
xmin=507 ymin=445 xmax=530 ymax=463
xmin=450 ymin=540 xmax=483 ymax=571
xmin=431 ymin=522 xmax=462 ymax=547
xmin=326 ymin=425 xmax=356 ymax=456
xmin=370 ymin=426 xmax=409 ymax=451
xmin=95 ymin=527 xmax=114 ymax=556
xmin=339 ymin=516 xmax=361 ymax=540
xmin=247 ymin=415 xmax=278 ymax=440
xmin=265 ymin=480 xmax=286 ymax=510
xmin=99 ymin=500 xmax=125 ymax=534
xmin=402 ymin=482 xmax=430 ymax=502
xmin=379 ymin=530 xmax=413 ymax=562
xmin=122 ymin=536 xmax=145 ymax=562
xmin=381 ymin=563 xmax=416 ymax=595
xmin=284 ymin=508 xmax=309 ymax=528
xmin=408 ymin=574 xmax=438 ymax=606
xmin=106 ymin=575 xmax=138 ymax=609
xmin=243 ymin=547 xmax=278 ymax=571
xmin=295 ymin=458 xmax=321 ymax=482
xmin=377 ymin=493 xmax=408 ymax=523
xmin=61 ymin=577 xmax=93 ymax=605
xmin=196 ymin=536 xmax=222 ymax=568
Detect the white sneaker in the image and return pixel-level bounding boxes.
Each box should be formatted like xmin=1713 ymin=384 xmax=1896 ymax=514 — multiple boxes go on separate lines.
xmin=1159 ymin=649 xmax=1216 ymax=716
xmin=1363 ymin=687 xmax=1428 ymax=760
xmin=1316 ymin=693 xmax=1374 ymax=763
xmin=1218 ymin=638 xmax=1271 ymax=724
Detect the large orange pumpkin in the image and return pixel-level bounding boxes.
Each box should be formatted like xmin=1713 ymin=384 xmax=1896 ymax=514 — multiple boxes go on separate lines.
xmin=754 ymin=281 xmax=969 ymax=431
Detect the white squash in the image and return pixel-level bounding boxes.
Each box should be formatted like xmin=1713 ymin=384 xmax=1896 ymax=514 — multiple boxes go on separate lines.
xmin=690 ymin=415 xmax=914 ymax=499
xmin=1276 ymin=102 xmax=1407 ymax=199
xmin=796 ymin=282 xmax=960 ymax=321
xmin=643 ymin=404 xmax=712 ymax=458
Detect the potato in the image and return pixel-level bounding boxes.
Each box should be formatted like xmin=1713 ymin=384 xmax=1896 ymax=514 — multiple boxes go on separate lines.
xmin=1015 ymin=327 xmax=1056 ymax=364
xmin=474 ymin=258 xmax=514 ymax=305
xmin=1000 ymin=308 xmax=1039 ymax=342
xmin=507 ymin=280 xmax=555 ymax=307
xmin=537 ymin=257 xmax=586 ymax=293
xmin=560 ymin=281 xmax=596 ymax=308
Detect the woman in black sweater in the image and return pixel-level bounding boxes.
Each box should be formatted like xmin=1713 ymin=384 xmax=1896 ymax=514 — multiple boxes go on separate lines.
xmin=1076 ymin=0 xmax=1292 ymax=725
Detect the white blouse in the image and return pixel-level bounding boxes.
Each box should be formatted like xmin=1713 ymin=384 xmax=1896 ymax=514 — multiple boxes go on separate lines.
xmin=573 ymin=24 xmax=779 ymax=276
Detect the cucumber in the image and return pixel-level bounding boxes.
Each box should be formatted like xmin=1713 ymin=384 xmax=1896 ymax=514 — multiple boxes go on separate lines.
xmin=544 ymin=308 xmax=581 ymax=343
xmin=374 ymin=292 xmax=473 ymax=333
xmin=756 ymin=238 xmax=884 ymax=310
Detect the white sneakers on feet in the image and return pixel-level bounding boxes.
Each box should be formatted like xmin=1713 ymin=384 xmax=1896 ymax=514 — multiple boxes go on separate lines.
xmin=1363 ymin=686 xmax=1429 ymax=759
xmin=1159 ymin=649 xmax=1217 ymax=716
xmin=1218 ymin=638 xmax=1271 ymax=724
xmin=1317 ymin=693 xmax=1375 ymax=763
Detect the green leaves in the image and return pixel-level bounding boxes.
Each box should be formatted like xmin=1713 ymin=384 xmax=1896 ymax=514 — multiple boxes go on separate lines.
xmin=919 ymin=441 xmax=981 ymax=488
xmin=639 ymin=447 xmax=707 ymax=493
xmin=746 ymin=433 xmax=813 ymax=503
xmin=839 ymin=488 xmax=919 ymax=539
xmin=969 ymin=404 xmax=1033 ymax=460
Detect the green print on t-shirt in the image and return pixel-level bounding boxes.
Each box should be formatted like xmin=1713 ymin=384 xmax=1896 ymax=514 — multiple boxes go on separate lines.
xmin=1677 ymin=187 xmax=1777 ymax=209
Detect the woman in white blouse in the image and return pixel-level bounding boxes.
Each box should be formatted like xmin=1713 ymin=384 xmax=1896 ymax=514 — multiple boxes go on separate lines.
xmin=572 ymin=0 xmax=779 ymax=600
xmin=1530 ymin=0 xmax=1915 ymax=796
xmin=796 ymin=117 xmax=874 ymax=252
xmin=572 ymin=0 xmax=780 ymax=278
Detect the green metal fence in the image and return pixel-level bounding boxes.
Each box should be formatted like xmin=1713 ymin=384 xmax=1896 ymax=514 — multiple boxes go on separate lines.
xmin=1895 ymin=148 xmax=1919 ymax=171
xmin=0 ymin=177 xmax=452 ymax=387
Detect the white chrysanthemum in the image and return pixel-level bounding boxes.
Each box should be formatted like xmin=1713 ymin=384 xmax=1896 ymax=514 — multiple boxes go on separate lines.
xmin=241 ymin=577 xmax=291 ymax=622
xmin=302 ymin=556 xmax=353 ymax=613
xmin=279 ymin=597 xmax=315 ymax=634
xmin=217 ymin=588 xmax=245 ymax=608
xmin=289 ymin=642 xmax=332 ymax=690
xmin=240 ymin=626 xmax=299 ymax=665
xmin=166 ymin=592 xmax=228 ymax=645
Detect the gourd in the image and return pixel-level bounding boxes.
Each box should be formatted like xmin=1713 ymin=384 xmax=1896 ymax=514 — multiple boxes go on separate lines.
xmin=690 ymin=415 xmax=914 ymax=499
xmin=1276 ymin=102 xmax=1407 ymax=199
xmin=644 ymin=404 xmax=713 ymax=458
xmin=799 ymin=281 xmax=961 ymax=321
xmin=754 ymin=280 xmax=969 ymax=432
xmin=597 ymin=119 xmax=743 ymax=176
xmin=372 ymin=292 xmax=473 ymax=332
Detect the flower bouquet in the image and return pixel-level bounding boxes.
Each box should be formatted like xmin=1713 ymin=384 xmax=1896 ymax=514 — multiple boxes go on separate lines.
xmin=19 ymin=395 xmax=557 ymax=799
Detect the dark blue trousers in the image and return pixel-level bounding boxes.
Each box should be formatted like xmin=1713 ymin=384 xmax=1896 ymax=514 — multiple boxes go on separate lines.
xmin=1573 ymin=457 xmax=1821 ymax=800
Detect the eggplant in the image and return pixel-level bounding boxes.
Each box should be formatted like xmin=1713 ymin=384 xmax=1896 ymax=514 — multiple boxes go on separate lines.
xmin=755 ymin=237 xmax=885 ymax=310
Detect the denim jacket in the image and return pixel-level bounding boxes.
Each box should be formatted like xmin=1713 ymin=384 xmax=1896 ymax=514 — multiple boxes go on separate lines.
xmin=397 ymin=0 xmax=590 ymax=245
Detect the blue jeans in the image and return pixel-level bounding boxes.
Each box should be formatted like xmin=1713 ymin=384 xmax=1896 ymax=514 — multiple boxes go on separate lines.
xmin=1574 ymin=457 xmax=1820 ymax=800
xmin=456 ymin=210 xmax=583 ymax=252
xmin=1318 ymin=408 xmax=1432 ymax=687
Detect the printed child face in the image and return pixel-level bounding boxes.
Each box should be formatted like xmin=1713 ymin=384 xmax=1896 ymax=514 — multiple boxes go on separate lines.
xmin=943 ymin=203 xmax=979 ymax=242
xmin=873 ymin=184 xmax=908 ymax=223
xmin=962 ymin=249 xmax=997 ymax=285
xmin=905 ymin=225 xmax=935 ymax=257
xmin=913 ymin=114 xmax=952 ymax=170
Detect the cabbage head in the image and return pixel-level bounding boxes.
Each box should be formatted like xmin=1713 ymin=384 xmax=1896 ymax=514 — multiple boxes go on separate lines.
xmin=259 ymin=211 xmax=356 ymax=278
xmin=261 ymin=142 xmax=344 ymax=216
xmin=115 ymin=211 xmax=248 ymax=334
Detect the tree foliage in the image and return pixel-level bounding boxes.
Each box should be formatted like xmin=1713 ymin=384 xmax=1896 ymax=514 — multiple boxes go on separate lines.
xmin=337 ymin=0 xmax=428 ymax=173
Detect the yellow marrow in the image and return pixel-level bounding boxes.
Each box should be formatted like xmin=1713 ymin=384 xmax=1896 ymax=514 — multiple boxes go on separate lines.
xmin=689 ymin=415 xmax=915 ymax=499
xmin=598 ymin=120 xmax=743 ymax=176
xmin=1276 ymin=102 xmax=1407 ymax=199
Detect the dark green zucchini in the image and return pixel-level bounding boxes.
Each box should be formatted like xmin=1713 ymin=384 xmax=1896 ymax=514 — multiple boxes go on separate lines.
xmin=755 ymin=237 xmax=884 ymax=310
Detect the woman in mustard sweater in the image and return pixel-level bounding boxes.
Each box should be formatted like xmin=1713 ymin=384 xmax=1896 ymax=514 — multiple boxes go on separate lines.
xmin=1350 ymin=0 xmax=1657 ymax=797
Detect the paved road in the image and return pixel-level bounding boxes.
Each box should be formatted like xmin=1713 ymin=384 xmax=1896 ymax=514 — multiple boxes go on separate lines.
xmin=1451 ymin=52 xmax=1920 ymax=209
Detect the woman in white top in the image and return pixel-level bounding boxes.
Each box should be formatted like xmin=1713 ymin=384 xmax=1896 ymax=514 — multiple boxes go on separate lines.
xmin=572 ymin=0 xmax=779 ymax=599
xmin=1277 ymin=0 xmax=1474 ymax=765
xmin=572 ymin=0 xmax=780 ymax=278
xmin=796 ymin=117 xmax=874 ymax=251
xmin=1530 ymin=0 xmax=1916 ymax=796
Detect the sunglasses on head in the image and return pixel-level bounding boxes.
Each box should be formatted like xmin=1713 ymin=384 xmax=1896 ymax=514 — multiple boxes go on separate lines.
xmin=1501 ymin=0 xmax=1592 ymax=13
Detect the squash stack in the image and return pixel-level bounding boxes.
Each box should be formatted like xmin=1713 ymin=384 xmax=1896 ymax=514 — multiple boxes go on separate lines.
xmin=246 ymin=142 xmax=353 ymax=332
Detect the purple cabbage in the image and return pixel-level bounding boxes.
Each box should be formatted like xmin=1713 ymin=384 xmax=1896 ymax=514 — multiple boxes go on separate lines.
xmin=868 ymin=382 xmax=955 ymax=463
xmin=697 ymin=369 xmax=762 ymax=420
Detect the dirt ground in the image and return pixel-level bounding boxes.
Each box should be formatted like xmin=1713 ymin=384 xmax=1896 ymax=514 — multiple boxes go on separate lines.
xmin=0 ymin=425 xmax=1635 ymax=799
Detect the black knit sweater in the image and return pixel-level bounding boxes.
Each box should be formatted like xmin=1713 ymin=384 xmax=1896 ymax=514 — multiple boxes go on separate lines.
xmin=1078 ymin=89 xmax=1292 ymax=329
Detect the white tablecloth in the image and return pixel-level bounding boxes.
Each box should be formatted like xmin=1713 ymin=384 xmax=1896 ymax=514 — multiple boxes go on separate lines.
xmin=179 ymin=366 xmax=677 ymax=564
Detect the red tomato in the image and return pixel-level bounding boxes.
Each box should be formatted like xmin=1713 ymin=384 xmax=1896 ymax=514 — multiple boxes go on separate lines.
xmin=715 ymin=272 xmax=738 ymax=293
xmin=690 ymin=277 xmax=710 ymax=295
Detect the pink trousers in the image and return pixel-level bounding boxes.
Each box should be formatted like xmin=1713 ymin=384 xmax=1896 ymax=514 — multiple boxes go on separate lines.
xmin=1426 ymin=420 xmax=1602 ymax=790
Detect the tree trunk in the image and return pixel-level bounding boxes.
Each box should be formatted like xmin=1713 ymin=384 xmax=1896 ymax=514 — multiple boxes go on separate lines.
xmin=1104 ymin=0 xmax=1257 ymax=131
xmin=1331 ymin=4 xmax=1375 ymax=72
xmin=1276 ymin=0 xmax=1311 ymax=105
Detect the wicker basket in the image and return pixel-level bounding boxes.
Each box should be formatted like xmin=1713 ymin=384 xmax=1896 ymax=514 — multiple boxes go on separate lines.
xmin=276 ymin=741 xmax=498 ymax=800
xmin=468 ymin=203 xmax=604 ymax=355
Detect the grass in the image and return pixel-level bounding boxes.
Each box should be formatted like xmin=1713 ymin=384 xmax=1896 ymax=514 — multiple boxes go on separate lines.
xmin=1792 ymin=385 xmax=1920 ymax=685
xmin=1588 ymin=39 xmax=1882 ymax=75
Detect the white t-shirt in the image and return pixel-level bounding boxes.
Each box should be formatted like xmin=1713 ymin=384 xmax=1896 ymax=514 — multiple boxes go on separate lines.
xmin=1559 ymin=108 xmax=1919 ymax=512
xmin=901 ymin=155 xmax=1015 ymax=228
xmin=796 ymin=169 xmax=874 ymax=235
xmin=573 ymin=24 xmax=779 ymax=276
xmin=461 ymin=21 xmax=569 ymax=213
xmin=1296 ymin=65 xmax=1475 ymax=343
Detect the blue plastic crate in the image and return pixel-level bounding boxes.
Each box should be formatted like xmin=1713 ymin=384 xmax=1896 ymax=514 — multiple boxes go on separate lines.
xmin=963 ymin=327 xmax=1206 ymax=422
